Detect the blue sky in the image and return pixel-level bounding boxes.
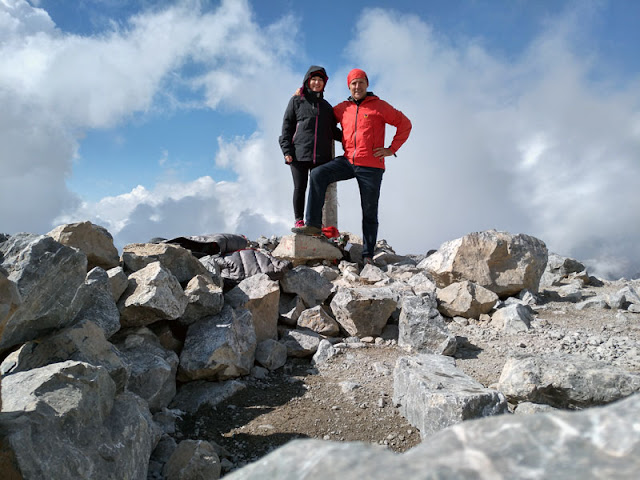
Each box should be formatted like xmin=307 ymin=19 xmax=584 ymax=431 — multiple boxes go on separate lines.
xmin=1 ymin=0 xmax=639 ymax=278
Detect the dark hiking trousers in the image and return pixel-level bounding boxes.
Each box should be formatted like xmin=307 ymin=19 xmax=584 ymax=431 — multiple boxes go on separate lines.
xmin=290 ymin=161 xmax=314 ymax=221
xmin=305 ymin=155 xmax=384 ymax=259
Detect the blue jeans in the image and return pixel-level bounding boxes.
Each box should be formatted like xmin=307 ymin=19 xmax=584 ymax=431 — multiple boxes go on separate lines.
xmin=306 ymin=156 xmax=384 ymax=259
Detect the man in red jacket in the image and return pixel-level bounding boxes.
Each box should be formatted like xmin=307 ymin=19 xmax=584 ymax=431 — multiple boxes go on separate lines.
xmin=292 ymin=68 xmax=412 ymax=265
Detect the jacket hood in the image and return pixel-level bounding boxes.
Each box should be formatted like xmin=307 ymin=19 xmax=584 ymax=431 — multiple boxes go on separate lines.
xmin=303 ymin=65 xmax=328 ymax=91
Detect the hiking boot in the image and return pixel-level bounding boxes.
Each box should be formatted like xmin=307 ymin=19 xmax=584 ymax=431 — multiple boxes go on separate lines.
xmin=294 ymin=219 xmax=305 ymax=228
xmin=291 ymin=224 xmax=322 ymax=236
xmin=362 ymin=257 xmax=374 ymax=267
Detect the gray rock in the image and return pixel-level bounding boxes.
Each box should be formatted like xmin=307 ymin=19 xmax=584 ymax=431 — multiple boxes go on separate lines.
xmin=0 ymin=360 xmax=160 ymax=480
xmin=225 ymin=273 xmax=280 ymax=342
xmin=163 ymin=439 xmax=221 ymax=480
xmin=497 ymin=353 xmax=640 ymax=408
xmin=540 ymin=252 xmax=587 ymax=287
xmin=279 ymin=328 xmax=323 ymax=357
xmin=490 ymin=303 xmax=535 ymax=333
xmin=71 ymin=267 xmax=121 ymax=338
xmin=112 ymin=327 xmax=179 ymax=412
xmin=419 ymin=230 xmax=548 ymax=297
xmin=312 ymin=339 xmax=338 ymax=365
xmin=1 ymin=321 xmax=129 ymax=392
xmin=223 ymin=393 xmax=640 ymax=479
xmin=358 ymin=264 xmax=388 ymax=285
xmin=122 ymin=242 xmax=211 ymax=283
xmin=169 ymin=379 xmax=246 ymax=413
xmin=280 ymin=266 xmax=333 ymax=307
xmin=436 ymin=280 xmax=499 ymax=319
xmin=297 ymin=305 xmax=340 ymax=336
xmin=0 ymin=267 xmax=20 ymax=331
xmin=107 ymin=266 xmax=129 ymax=302
xmin=608 ymin=285 xmax=640 ymax=310
xmin=312 ymin=265 xmax=339 ymax=282
xmin=273 ymin=234 xmax=342 ymax=266
xmin=0 ymin=233 xmax=87 ymax=350
xmin=330 ymin=286 xmax=397 ymax=337
xmin=575 ymin=296 xmax=609 ymax=311
xmin=118 ymin=261 xmax=188 ymax=327
xmin=514 ymin=402 xmax=557 ymax=415
xmin=178 ymin=305 xmax=256 ymax=381
xmin=556 ymin=283 xmax=583 ymax=302
xmin=398 ymin=295 xmax=456 ymax=355
xmin=278 ymin=293 xmax=306 ymax=327
xmin=406 ymin=272 xmax=437 ymax=296
xmin=393 ymin=354 xmax=508 ymax=439
xmin=181 ymin=274 xmax=224 ymax=325
xmin=47 ymin=221 xmax=120 ymax=270
xmin=254 ymin=339 xmax=288 ymax=371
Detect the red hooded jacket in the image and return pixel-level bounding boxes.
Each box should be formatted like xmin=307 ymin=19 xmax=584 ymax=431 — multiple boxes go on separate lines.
xmin=333 ymin=93 xmax=412 ymax=169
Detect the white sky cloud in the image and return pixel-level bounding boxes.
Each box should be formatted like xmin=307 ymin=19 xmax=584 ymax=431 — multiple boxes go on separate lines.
xmin=1 ymin=0 xmax=639 ymax=278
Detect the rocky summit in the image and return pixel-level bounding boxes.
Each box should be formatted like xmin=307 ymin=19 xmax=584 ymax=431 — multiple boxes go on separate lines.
xmin=1 ymin=223 xmax=639 ymax=479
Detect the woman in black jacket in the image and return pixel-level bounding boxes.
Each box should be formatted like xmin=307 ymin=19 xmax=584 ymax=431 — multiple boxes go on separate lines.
xmin=279 ymin=66 xmax=341 ymax=228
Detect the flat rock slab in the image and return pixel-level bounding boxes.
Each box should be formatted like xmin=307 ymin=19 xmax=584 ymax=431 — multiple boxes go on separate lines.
xmin=497 ymin=353 xmax=640 ymax=408
xmin=272 ymin=235 xmax=342 ymax=266
xmin=393 ymin=353 xmax=508 ymax=439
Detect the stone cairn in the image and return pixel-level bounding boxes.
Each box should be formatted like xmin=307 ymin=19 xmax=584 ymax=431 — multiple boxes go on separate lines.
xmin=1 ymin=222 xmax=639 ymax=479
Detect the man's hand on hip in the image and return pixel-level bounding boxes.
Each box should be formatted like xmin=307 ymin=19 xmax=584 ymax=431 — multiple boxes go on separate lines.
xmin=373 ymin=147 xmax=394 ymax=158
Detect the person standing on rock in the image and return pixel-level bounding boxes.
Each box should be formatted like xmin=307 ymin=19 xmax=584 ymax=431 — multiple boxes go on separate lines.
xmin=279 ymin=66 xmax=342 ymax=229
xmin=292 ymin=68 xmax=412 ymax=265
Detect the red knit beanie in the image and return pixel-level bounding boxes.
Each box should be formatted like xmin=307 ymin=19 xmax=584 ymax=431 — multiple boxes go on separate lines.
xmin=347 ymin=68 xmax=368 ymax=86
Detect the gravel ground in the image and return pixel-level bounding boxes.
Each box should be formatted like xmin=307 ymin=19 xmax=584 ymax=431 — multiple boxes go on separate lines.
xmin=175 ymin=278 xmax=640 ymax=476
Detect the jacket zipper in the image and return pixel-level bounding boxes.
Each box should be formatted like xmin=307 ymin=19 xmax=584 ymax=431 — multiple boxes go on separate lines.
xmin=313 ymin=105 xmax=319 ymax=164
xmin=352 ymin=103 xmax=359 ymax=164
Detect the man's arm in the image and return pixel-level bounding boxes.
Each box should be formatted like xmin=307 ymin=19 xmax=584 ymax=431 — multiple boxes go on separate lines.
xmin=381 ymin=101 xmax=412 ymax=155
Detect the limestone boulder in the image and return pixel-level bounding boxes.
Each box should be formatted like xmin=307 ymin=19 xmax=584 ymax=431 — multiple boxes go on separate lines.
xmin=223 ymin=394 xmax=640 ymax=479
xmin=225 ymin=273 xmax=280 ymax=342
xmin=254 ymin=339 xmax=288 ymax=371
xmin=280 ymin=266 xmax=333 ymax=308
xmin=163 ymin=439 xmax=221 ymax=480
xmin=181 ymin=274 xmax=224 ymax=325
xmin=0 ymin=233 xmax=87 ymax=350
xmin=490 ymin=303 xmax=535 ymax=333
xmin=118 ymin=261 xmax=188 ymax=327
xmin=393 ymin=354 xmax=507 ymax=439
xmin=419 ymin=230 xmax=548 ymax=297
xmin=122 ymin=242 xmax=211 ymax=283
xmin=170 ymin=380 xmax=246 ymax=414
xmin=71 ymin=266 xmax=121 ymax=338
xmin=436 ymin=280 xmax=498 ymax=319
xmin=112 ymin=327 xmax=179 ymax=412
xmin=398 ymin=295 xmax=456 ymax=355
xmin=273 ymin=234 xmax=342 ymax=266
xmin=330 ymin=286 xmax=397 ymax=337
xmin=497 ymin=353 xmax=640 ymax=408
xmin=178 ymin=305 xmax=256 ymax=382
xmin=279 ymin=328 xmax=323 ymax=357
xmin=107 ymin=266 xmax=129 ymax=302
xmin=47 ymin=221 xmax=120 ymax=270
xmin=278 ymin=294 xmax=306 ymax=327
xmin=0 ymin=321 xmax=129 ymax=392
xmin=0 ymin=267 xmax=20 ymax=333
xmin=0 ymin=360 xmax=160 ymax=480
xmin=297 ymin=305 xmax=340 ymax=336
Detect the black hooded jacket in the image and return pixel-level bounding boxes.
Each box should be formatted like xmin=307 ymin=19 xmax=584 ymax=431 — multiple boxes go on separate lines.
xmin=279 ymin=65 xmax=341 ymax=165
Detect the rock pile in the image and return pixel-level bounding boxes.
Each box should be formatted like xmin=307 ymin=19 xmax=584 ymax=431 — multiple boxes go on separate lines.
xmin=1 ymin=223 xmax=639 ymax=479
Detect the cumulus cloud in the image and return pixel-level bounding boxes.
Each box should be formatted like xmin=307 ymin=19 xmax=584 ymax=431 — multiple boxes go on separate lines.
xmin=1 ymin=0 xmax=294 ymax=239
xmin=339 ymin=7 xmax=640 ymax=278
xmin=2 ymin=1 xmax=639 ymax=278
